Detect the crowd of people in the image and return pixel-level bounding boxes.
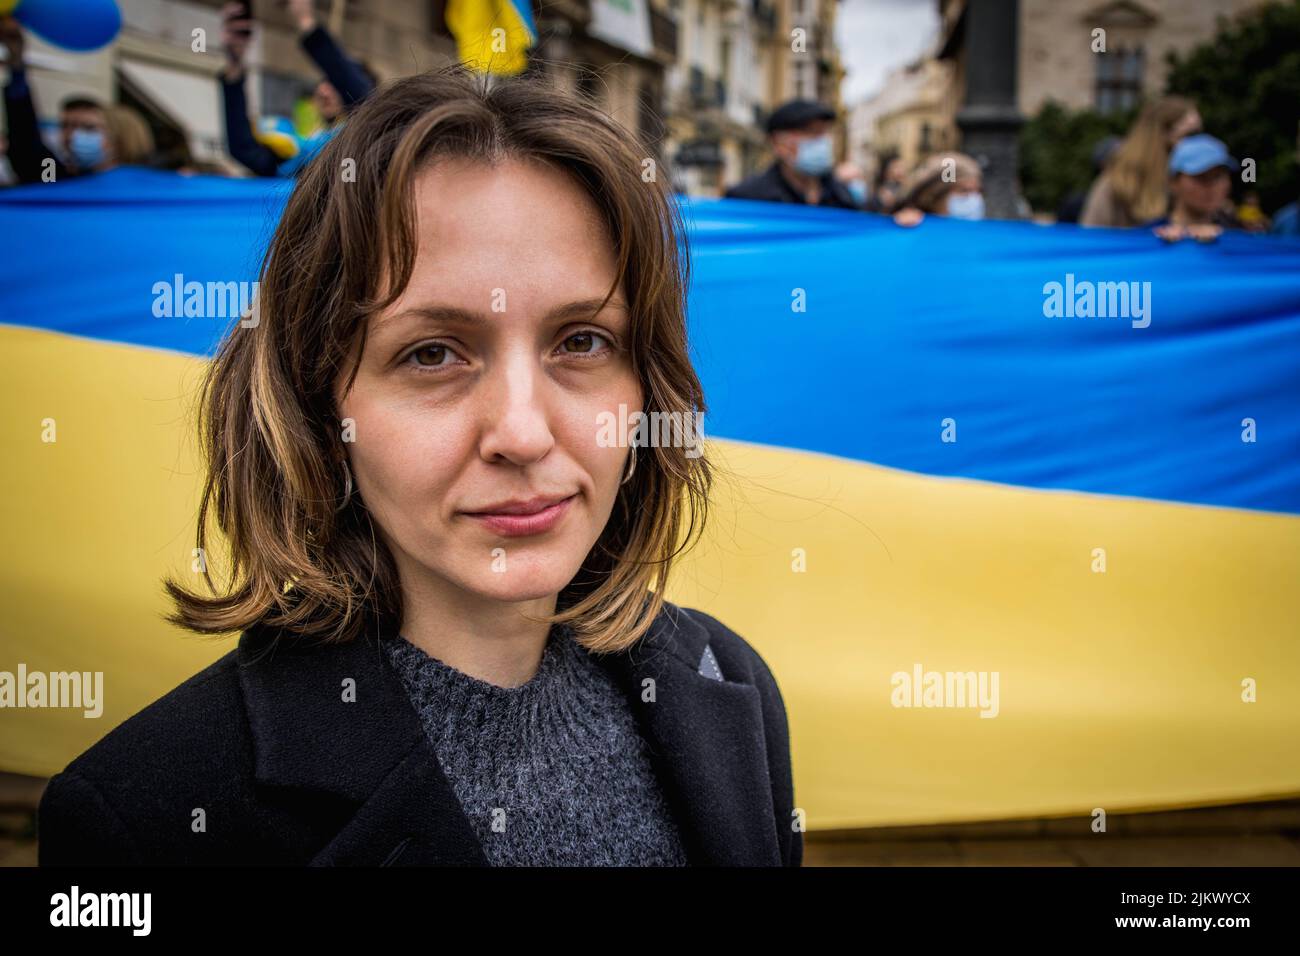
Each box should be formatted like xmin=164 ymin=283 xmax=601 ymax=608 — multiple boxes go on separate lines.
xmin=1 ymin=16 xmax=155 ymax=182
xmin=725 ymin=90 xmax=1298 ymax=241
xmin=0 ymin=1 xmax=371 ymax=185
xmin=1 ymin=4 xmax=1296 ymax=241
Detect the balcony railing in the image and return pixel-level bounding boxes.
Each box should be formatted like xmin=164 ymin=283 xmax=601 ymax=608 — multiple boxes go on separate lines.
xmin=689 ymin=66 xmax=727 ymax=110
xmin=750 ymin=0 xmax=777 ymax=35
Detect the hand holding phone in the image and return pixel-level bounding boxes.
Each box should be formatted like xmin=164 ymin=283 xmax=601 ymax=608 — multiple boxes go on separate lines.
xmin=224 ymin=1 xmax=254 ymax=39
xmin=220 ymin=2 xmax=254 ymax=78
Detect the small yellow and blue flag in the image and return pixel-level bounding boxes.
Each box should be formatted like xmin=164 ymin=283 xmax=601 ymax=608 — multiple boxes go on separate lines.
xmin=445 ymin=0 xmax=537 ymax=75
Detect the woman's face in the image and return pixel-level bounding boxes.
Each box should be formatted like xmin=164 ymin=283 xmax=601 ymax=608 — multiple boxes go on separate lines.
xmin=939 ymin=174 xmax=983 ymax=215
xmin=1171 ymin=166 xmax=1230 ymax=219
xmin=334 ymin=157 xmax=642 ymax=608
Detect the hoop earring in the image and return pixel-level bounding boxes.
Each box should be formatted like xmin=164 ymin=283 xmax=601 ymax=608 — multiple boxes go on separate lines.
xmin=620 ymin=448 xmax=636 ymax=486
xmin=336 ymin=460 xmax=354 ymax=511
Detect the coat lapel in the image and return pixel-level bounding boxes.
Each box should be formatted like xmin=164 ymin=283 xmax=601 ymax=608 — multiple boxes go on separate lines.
xmin=237 ymin=612 xmax=487 ymax=865
xmin=592 ymin=603 xmax=783 ymax=866
xmin=237 ymin=600 xmax=780 ymax=866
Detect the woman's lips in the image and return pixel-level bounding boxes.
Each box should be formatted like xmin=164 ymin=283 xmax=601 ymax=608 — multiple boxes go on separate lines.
xmin=463 ymin=494 xmax=577 ymax=537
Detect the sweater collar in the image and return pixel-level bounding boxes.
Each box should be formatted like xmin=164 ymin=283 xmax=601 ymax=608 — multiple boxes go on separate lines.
xmin=236 ymin=598 xmax=780 ymax=865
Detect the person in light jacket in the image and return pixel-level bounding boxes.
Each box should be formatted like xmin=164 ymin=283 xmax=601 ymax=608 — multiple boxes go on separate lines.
xmin=36 ymin=65 xmax=802 ymax=868
xmin=1079 ymin=95 xmax=1201 ymax=228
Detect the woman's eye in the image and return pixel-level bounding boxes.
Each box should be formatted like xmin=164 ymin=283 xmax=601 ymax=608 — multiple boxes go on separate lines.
xmin=404 ymin=343 xmax=460 ymax=370
xmin=559 ymin=331 xmax=612 ymax=356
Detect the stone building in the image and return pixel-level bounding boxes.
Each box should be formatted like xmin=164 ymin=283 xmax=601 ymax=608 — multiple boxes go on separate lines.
xmin=1014 ymin=0 xmax=1277 ymax=116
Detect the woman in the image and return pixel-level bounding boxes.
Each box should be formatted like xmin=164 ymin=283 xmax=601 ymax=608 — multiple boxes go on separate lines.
xmin=1079 ymin=95 xmax=1201 ymax=228
xmin=891 ymin=151 xmax=984 ymax=226
xmin=102 ymin=105 xmax=157 ymax=169
xmin=35 ymin=66 xmax=800 ymax=868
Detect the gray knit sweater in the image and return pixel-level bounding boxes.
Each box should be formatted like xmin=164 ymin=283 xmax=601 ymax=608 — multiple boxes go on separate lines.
xmin=380 ymin=622 xmax=689 ymax=867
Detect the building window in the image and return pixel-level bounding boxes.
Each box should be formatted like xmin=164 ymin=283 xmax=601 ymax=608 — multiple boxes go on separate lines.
xmin=1095 ymin=45 xmax=1144 ymax=114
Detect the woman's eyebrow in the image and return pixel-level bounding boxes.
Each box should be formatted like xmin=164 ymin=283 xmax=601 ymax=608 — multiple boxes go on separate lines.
xmin=377 ymin=297 xmax=628 ymax=330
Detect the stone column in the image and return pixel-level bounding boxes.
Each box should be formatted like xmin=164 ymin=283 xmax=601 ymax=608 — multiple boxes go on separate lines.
xmin=956 ymin=0 xmax=1025 ymax=219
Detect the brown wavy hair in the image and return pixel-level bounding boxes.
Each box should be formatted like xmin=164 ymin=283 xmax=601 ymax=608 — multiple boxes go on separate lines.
xmin=899 ymin=151 xmax=981 ymax=213
xmin=164 ymin=65 xmax=712 ymax=654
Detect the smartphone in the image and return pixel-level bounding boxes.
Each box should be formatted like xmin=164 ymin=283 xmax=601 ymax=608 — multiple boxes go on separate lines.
xmin=228 ymin=1 xmax=255 ymax=36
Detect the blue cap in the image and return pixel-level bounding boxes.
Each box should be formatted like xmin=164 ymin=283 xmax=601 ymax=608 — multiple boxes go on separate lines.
xmin=1168 ymin=134 xmax=1237 ymax=176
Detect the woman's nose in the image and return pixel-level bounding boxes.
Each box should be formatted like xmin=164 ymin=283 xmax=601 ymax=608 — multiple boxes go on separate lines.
xmin=476 ymin=353 xmax=556 ymax=466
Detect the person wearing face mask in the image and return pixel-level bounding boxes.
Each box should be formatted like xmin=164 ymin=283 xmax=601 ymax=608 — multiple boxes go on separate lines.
xmin=835 ymin=161 xmax=869 ymax=209
xmin=891 ymin=152 xmax=985 ymax=226
xmin=63 ymin=111 xmax=110 ymax=171
xmin=725 ymin=99 xmax=860 ymax=209
xmin=1 ymin=17 xmax=121 ymax=184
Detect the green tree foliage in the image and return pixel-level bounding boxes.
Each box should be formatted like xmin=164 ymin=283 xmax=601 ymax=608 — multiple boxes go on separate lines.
xmin=1164 ymin=0 xmax=1300 ymax=215
xmin=1018 ymin=101 xmax=1133 ymax=216
xmin=1019 ymin=1 xmax=1300 ymax=218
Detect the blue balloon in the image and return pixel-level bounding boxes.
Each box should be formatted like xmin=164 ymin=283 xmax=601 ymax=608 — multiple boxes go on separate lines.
xmin=17 ymin=0 xmax=122 ymax=53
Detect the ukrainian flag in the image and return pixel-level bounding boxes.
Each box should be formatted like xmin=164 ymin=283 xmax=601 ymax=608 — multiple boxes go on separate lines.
xmin=2 ymin=169 xmax=1298 ymax=831
xmin=445 ymin=0 xmax=537 ymax=76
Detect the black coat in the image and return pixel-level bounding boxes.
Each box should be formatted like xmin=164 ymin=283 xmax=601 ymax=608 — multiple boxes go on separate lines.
xmin=37 ymin=600 xmax=801 ymax=866
xmin=725 ymin=160 xmax=861 ymax=210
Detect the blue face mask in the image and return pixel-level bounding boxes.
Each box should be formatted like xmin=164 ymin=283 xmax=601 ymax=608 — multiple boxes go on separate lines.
xmin=68 ymin=129 xmax=107 ymax=170
xmin=793 ymin=134 xmax=834 ymax=177
xmin=946 ymin=191 xmax=985 ymax=220
xmin=846 ymin=180 xmax=868 ymax=205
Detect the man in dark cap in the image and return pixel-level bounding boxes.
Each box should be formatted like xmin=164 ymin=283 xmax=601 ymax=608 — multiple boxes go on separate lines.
xmin=725 ymin=99 xmax=860 ymax=209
